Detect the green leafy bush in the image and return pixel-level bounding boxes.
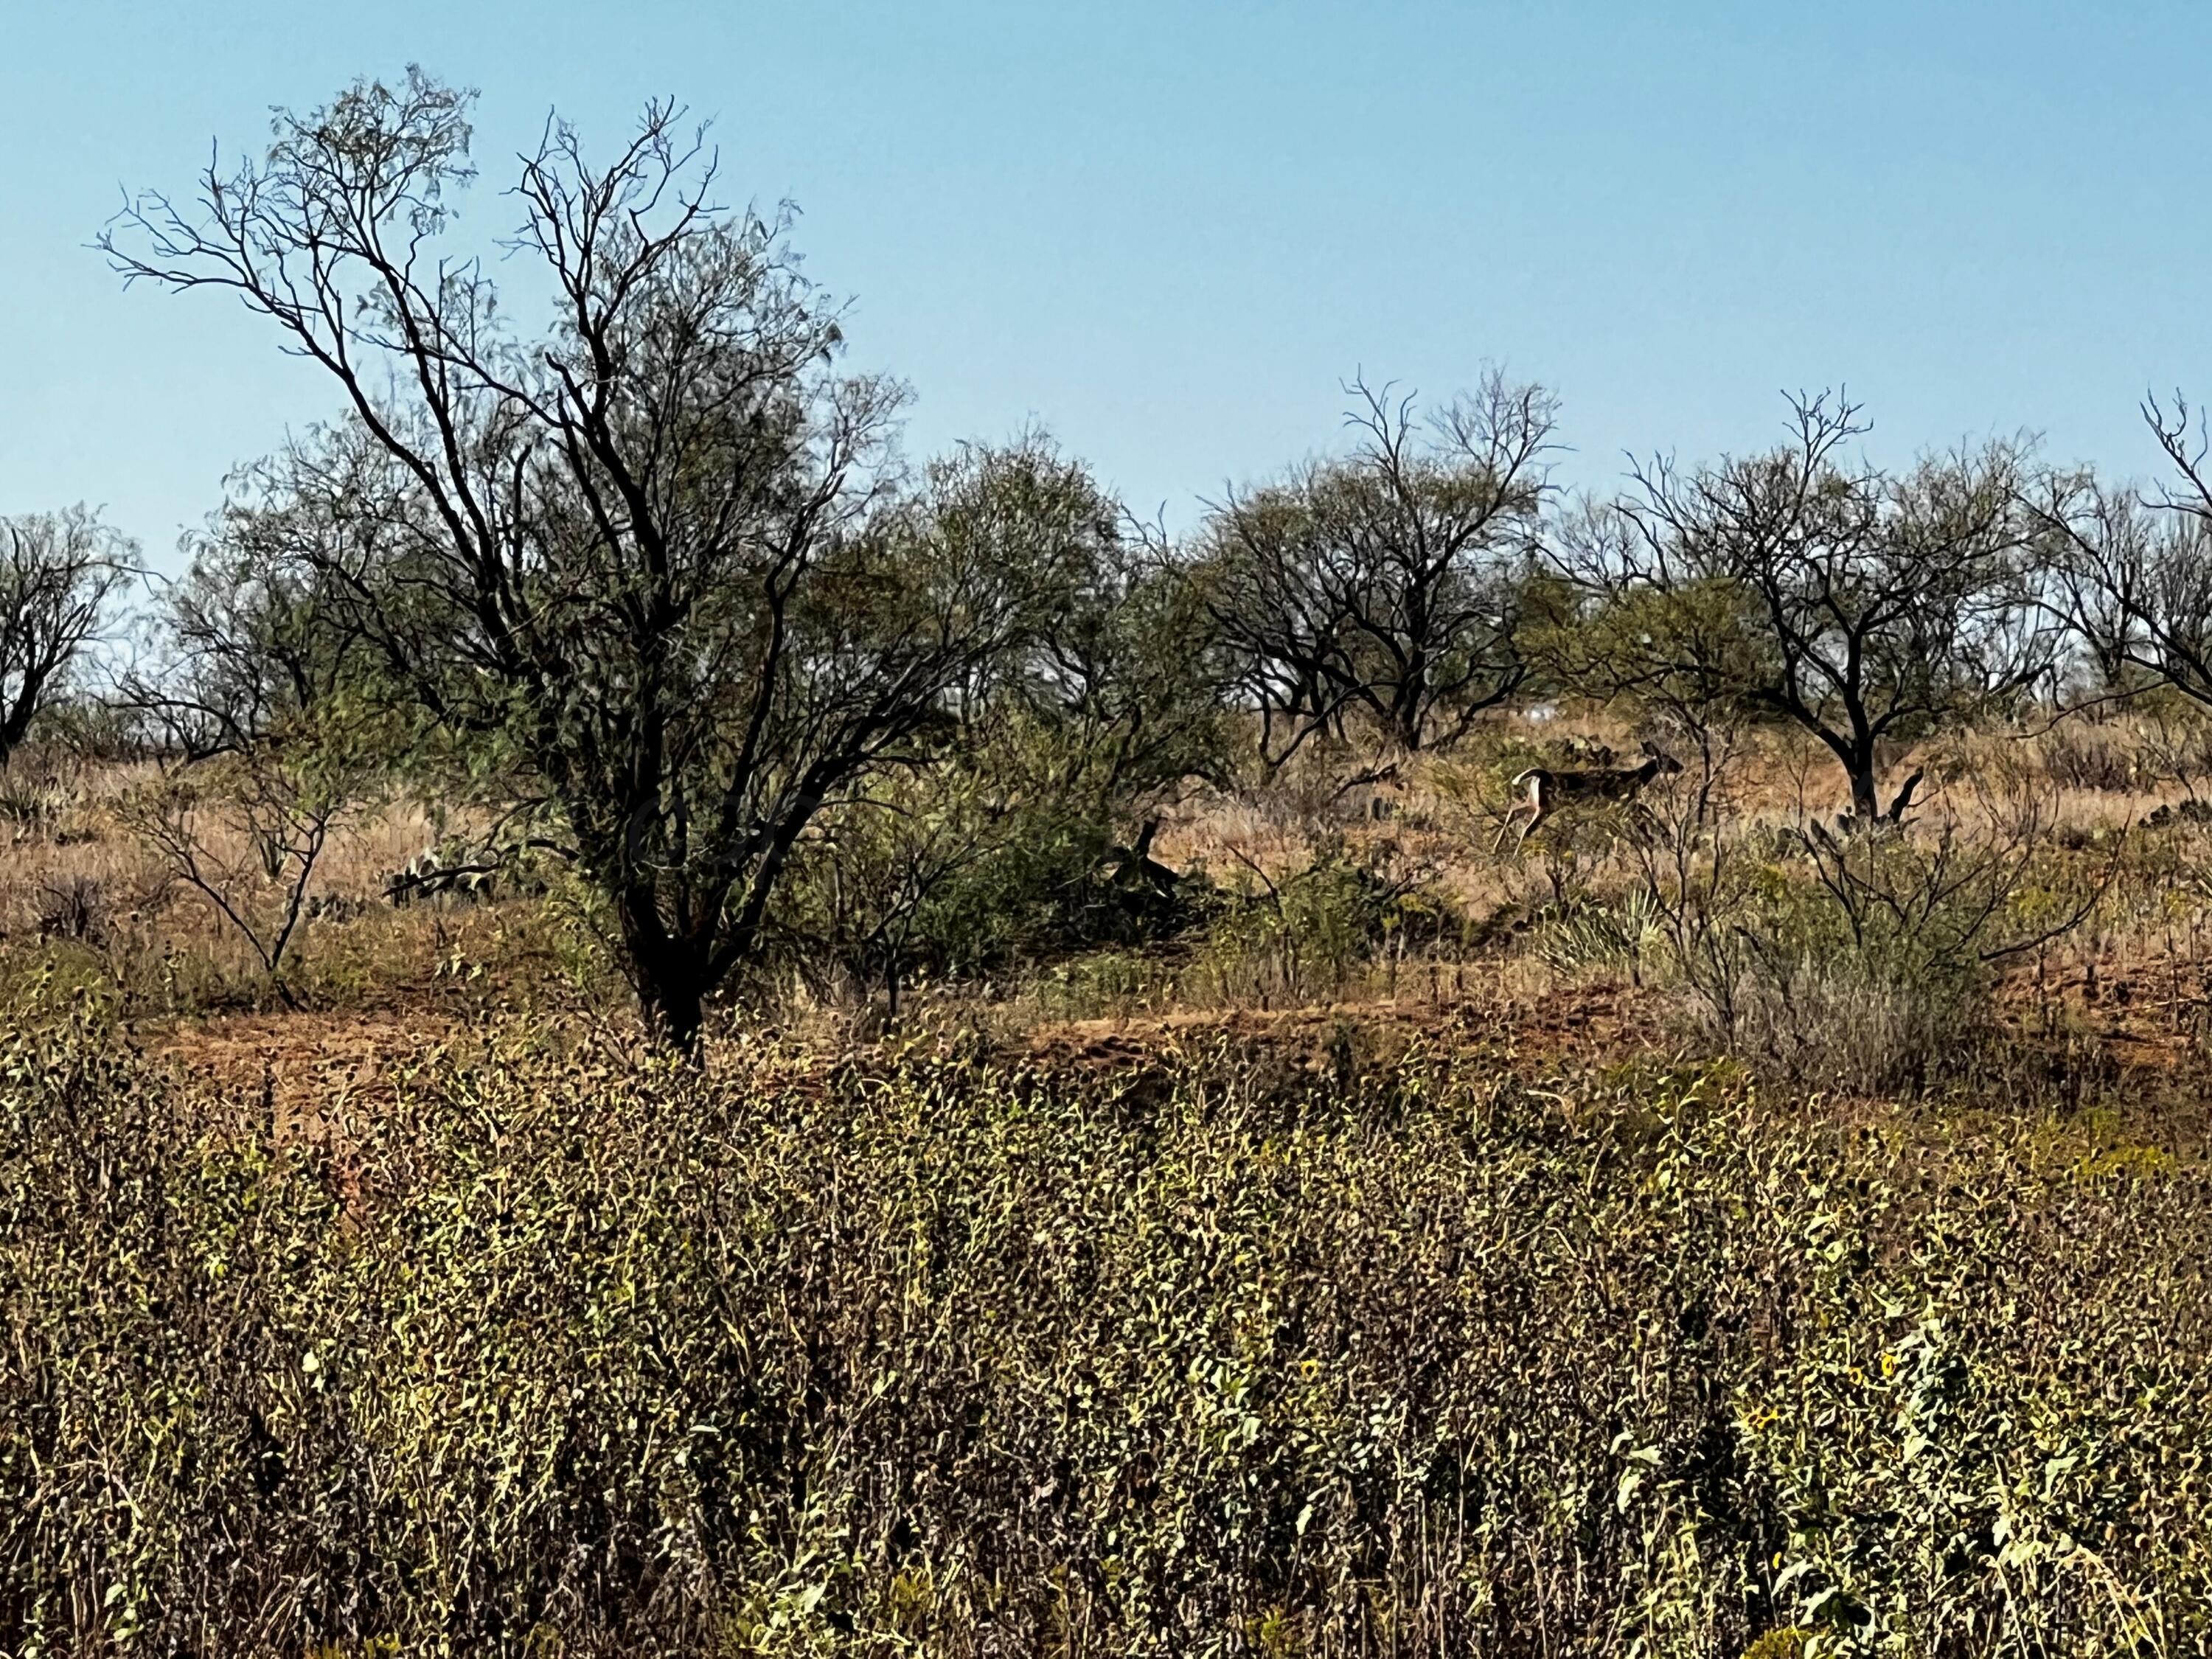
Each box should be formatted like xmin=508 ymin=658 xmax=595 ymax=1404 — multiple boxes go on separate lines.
xmin=1185 ymin=841 xmax=1449 ymax=1005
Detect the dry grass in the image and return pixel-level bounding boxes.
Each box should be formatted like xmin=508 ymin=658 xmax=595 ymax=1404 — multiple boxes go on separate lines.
xmin=2 ymin=707 xmax=2211 ymax=1105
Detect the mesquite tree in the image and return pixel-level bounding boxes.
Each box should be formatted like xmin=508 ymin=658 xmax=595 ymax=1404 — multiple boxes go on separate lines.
xmin=122 ymin=484 xmax=383 ymax=762
xmin=0 ymin=507 xmax=136 ymax=770
xmin=105 ymin=72 xmax=1065 ymax=1043
xmin=2028 ymin=397 xmax=2212 ymax=709
xmin=1564 ymin=394 xmax=2053 ymax=822
xmin=1200 ymin=374 xmax=1557 ymax=768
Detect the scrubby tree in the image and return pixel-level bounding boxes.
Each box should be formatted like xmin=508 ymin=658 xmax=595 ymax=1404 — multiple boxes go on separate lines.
xmin=1563 ymin=394 xmax=2052 ymax=822
xmin=0 ymin=506 xmax=136 ymax=770
xmin=1200 ymin=373 xmax=1558 ymax=768
xmin=2028 ymin=396 xmax=2212 ymax=709
xmin=104 ymin=72 xmax=1080 ymax=1044
xmin=122 ymin=483 xmax=382 ymax=760
xmin=777 ymin=439 xmax=1227 ymax=1015
xmin=1022 ymin=516 xmax=1229 ymax=805
xmin=116 ymin=499 xmax=396 ymax=1000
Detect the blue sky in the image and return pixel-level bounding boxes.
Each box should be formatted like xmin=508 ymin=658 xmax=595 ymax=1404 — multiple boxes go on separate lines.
xmin=3 ymin=1 xmax=2206 ymax=571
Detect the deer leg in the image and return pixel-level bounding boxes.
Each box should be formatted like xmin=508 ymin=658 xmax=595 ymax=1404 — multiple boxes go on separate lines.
xmin=1495 ymin=781 xmax=1548 ymax=851
xmin=1517 ymin=776 xmax=1556 ymax=846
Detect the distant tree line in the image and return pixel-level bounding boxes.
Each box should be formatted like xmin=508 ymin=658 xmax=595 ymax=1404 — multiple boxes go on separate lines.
xmin=0 ymin=69 xmax=2196 ymax=1039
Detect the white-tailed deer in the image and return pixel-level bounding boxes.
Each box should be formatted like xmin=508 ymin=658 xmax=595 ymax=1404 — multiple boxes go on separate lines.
xmin=1493 ymin=742 xmax=1684 ymax=850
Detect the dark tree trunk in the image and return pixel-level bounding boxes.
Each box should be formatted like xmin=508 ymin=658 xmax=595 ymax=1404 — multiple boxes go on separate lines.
xmin=1390 ymin=685 xmax=1425 ymax=753
xmin=1840 ymin=726 xmax=1882 ymax=822
xmin=1393 ymin=648 xmax=1427 ymax=752
xmin=620 ymin=897 xmax=718 ymax=1053
xmin=1847 ymin=762 xmax=1881 ymax=824
xmin=636 ymin=964 xmax=709 ymax=1052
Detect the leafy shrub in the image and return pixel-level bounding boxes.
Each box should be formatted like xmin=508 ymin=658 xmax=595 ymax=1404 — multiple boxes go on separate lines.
xmin=1033 ymin=946 xmax=1177 ymax=1020
xmin=1573 ymin=782 xmax=2115 ymax=1093
xmin=6 ymin=1012 xmax=2211 ymax=1654
xmin=1186 ymin=841 xmax=1448 ymax=1004
xmin=771 ymin=709 xmax=1220 ymax=1016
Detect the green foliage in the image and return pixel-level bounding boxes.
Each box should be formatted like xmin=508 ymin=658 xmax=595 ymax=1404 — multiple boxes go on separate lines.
xmin=1197 ymin=375 xmax=1557 ymax=761
xmin=1187 ymin=841 xmax=1447 ymax=1004
xmin=1655 ymin=863 xmax=1992 ymax=1095
xmin=769 ymin=500 xmax=1230 ymax=1012
xmin=1010 ymin=514 xmax=1231 ymax=807
xmin=1032 ymin=946 xmax=1178 ymax=1019
xmin=1538 ymin=884 xmax=1667 ymax=984
xmin=0 ymin=768 xmax=66 ymax=831
xmin=1557 ymin=403 xmax=2052 ymax=816
xmin=1565 ymin=571 xmax=1775 ymax=728
xmin=773 ymin=722 xmax=1215 ymax=1012
xmin=4 ymin=1022 xmax=2210 ymax=1653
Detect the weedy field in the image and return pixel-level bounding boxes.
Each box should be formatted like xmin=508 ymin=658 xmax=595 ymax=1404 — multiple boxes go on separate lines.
xmin=13 ymin=63 xmax=2212 ymax=1655
xmin=6 ymin=998 xmax=2211 ymax=1657
xmin=7 ymin=711 xmax=2212 ymax=1657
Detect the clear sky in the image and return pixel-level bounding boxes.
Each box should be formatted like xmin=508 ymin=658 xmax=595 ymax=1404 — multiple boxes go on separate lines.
xmin=3 ymin=1 xmax=2206 ymax=572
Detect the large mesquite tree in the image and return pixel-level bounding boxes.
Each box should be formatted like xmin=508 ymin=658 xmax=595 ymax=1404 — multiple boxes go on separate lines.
xmin=105 ymin=72 xmax=1071 ymax=1043
xmin=1200 ymin=375 xmax=1558 ymax=767
xmin=1564 ymin=394 xmax=2053 ymax=821
xmin=0 ymin=508 xmax=135 ymax=770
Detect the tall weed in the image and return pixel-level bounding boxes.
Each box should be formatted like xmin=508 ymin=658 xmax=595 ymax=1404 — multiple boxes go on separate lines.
xmin=4 ymin=1018 xmax=2210 ymax=1653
